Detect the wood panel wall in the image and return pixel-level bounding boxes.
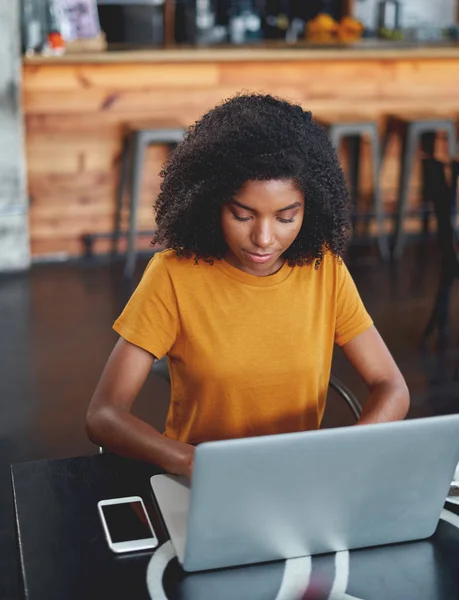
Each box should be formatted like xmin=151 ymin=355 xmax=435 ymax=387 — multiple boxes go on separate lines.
xmin=23 ymin=56 xmax=459 ymax=258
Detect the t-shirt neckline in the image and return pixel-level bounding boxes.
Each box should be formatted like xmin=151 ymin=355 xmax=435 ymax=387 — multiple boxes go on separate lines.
xmin=216 ymin=258 xmax=294 ymax=287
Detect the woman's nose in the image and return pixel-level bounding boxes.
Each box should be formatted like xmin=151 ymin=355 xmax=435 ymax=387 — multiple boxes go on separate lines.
xmin=250 ymin=219 xmax=275 ymax=250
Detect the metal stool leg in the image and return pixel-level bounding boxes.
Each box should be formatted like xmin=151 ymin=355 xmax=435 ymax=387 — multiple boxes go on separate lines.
xmin=380 ymin=116 xmax=396 ymax=170
xmin=369 ymin=129 xmax=389 ymax=260
xmin=112 ymin=135 xmax=131 ymax=256
xmin=445 ymin=122 xmax=457 ymax=163
xmin=420 ymin=132 xmax=437 ymax=236
xmin=393 ymin=124 xmax=418 ymax=259
xmin=124 ymin=132 xmax=146 ymax=280
xmin=329 ymin=126 xmax=342 ymax=153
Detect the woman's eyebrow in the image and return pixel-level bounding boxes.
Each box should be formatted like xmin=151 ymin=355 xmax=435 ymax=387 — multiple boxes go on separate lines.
xmin=230 ymin=199 xmax=256 ymax=212
xmin=277 ymin=202 xmax=302 ymax=213
xmin=230 ymin=200 xmax=302 ymax=213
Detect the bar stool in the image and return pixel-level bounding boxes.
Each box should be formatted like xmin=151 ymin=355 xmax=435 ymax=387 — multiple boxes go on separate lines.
xmin=113 ymin=122 xmax=186 ymax=279
xmin=316 ymin=115 xmax=389 ymax=261
xmin=381 ymin=113 xmax=457 ymax=259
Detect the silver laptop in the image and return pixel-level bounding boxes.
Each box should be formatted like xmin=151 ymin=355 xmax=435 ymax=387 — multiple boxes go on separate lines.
xmin=151 ymin=414 xmax=459 ymax=572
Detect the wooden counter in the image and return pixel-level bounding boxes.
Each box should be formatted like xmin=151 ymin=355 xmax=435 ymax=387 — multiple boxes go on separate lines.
xmin=23 ymin=45 xmax=459 ymax=258
xmin=23 ymin=42 xmax=459 ymax=64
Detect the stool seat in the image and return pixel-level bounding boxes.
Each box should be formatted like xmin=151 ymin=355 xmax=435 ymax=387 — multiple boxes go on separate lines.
xmin=123 ymin=119 xmax=185 ymax=134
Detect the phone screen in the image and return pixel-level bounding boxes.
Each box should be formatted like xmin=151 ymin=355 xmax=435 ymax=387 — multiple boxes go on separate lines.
xmin=101 ymin=501 xmax=153 ymax=543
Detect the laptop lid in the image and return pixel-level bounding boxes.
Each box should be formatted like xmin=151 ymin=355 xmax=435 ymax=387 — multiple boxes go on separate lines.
xmin=176 ymin=414 xmax=459 ymax=572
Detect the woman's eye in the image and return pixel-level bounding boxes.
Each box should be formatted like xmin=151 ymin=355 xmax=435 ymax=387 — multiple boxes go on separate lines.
xmin=231 ymin=211 xmax=295 ymax=224
xmin=231 ymin=212 xmax=251 ymax=222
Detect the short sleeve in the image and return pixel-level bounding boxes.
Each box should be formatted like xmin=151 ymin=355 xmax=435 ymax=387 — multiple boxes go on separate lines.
xmin=113 ymin=253 xmax=178 ymax=359
xmin=334 ymin=260 xmax=373 ymax=346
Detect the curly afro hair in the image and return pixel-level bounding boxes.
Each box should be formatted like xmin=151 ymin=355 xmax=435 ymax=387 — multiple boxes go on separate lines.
xmin=153 ymin=93 xmax=351 ymax=267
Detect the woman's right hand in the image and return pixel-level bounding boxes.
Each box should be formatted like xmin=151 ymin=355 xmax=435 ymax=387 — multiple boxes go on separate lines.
xmin=87 ymin=339 xmax=196 ymax=476
xmin=165 ymin=439 xmax=195 ymax=479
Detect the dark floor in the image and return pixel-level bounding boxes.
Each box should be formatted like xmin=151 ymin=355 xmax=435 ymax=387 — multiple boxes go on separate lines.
xmin=1 ymin=243 xmax=458 ymax=599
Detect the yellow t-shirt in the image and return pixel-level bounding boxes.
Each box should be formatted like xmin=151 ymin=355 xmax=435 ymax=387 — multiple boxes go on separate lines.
xmin=113 ymin=250 xmax=372 ymax=444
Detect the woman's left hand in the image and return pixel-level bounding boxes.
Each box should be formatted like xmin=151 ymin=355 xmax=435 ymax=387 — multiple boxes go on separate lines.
xmin=342 ymin=326 xmax=410 ymax=424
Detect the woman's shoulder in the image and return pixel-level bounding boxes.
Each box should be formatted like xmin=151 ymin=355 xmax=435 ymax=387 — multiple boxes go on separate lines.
xmin=319 ymin=251 xmax=343 ymax=271
xmin=153 ymin=249 xmax=201 ymax=268
xmin=145 ymin=249 xmax=206 ymax=279
xmin=295 ymin=251 xmax=342 ymax=276
xmin=292 ymin=252 xmax=347 ymax=293
xmin=151 ymin=248 xmax=181 ymax=268
xmin=136 ymin=250 xmax=201 ymax=298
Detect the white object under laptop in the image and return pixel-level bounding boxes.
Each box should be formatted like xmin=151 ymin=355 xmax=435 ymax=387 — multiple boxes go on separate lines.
xmin=151 ymin=414 xmax=459 ymax=573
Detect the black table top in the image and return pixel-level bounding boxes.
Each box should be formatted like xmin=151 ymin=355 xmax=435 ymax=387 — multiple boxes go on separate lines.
xmin=11 ymin=453 xmax=459 ymax=600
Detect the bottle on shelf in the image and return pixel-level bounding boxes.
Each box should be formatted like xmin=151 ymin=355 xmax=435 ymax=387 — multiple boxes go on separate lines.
xmin=195 ymin=0 xmax=216 ymax=44
xmin=44 ymin=0 xmax=65 ymax=55
xmin=22 ymin=0 xmax=45 ymax=56
xmin=263 ymin=0 xmax=290 ymax=40
xmin=229 ymin=0 xmax=261 ymax=44
xmin=377 ymin=0 xmax=402 ymax=39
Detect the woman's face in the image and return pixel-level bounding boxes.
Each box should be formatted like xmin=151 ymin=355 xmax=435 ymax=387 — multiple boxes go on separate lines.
xmin=221 ymin=179 xmax=304 ymax=276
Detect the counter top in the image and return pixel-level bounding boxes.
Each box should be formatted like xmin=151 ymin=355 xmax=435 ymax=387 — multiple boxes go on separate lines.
xmin=23 ymin=41 xmax=459 ymax=65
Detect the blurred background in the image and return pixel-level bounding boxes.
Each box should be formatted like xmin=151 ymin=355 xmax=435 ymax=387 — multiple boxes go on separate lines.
xmin=1 ymin=0 xmax=459 ymax=597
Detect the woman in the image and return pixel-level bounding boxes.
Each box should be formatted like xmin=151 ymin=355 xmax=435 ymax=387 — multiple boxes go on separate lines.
xmin=86 ymin=93 xmax=409 ymax=478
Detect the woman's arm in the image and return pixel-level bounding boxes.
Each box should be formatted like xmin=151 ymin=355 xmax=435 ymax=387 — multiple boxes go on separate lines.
xmin=86 ymin=338 xmax=194 ymax=477
xmin=342 ymin=326 xmax=410 ymax=424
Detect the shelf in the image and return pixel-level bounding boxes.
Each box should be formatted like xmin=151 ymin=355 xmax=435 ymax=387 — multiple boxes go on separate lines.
xmin=23 ymin=41 xmax=459 ymax=65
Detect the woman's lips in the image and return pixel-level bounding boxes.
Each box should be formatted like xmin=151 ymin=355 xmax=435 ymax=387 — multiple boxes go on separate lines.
xmin=243 ymin=251 xmax=273 ymax=264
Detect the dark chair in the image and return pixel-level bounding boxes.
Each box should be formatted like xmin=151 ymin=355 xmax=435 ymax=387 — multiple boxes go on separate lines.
xmin=327 ymin=373 xmax=362 ymax=422
xmin=112 ymin=123 xmax=186 ymax=279
xmin=316 ymin=115 xmax=389 ymax=261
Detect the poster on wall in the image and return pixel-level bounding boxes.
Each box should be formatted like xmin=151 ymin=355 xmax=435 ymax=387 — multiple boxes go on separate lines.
xmin=56 ymin=0 xmax=101 ymax=41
